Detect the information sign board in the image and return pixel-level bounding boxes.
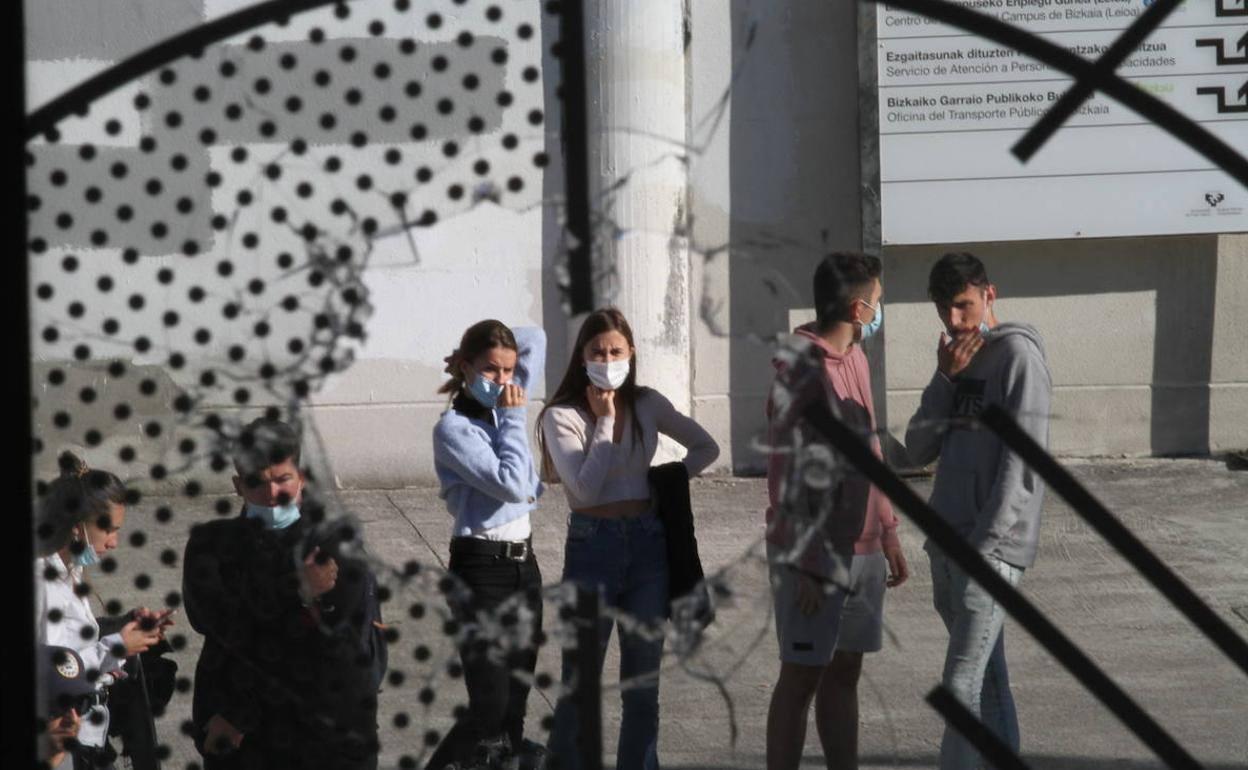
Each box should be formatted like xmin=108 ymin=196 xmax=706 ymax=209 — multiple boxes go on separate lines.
xmin=877 ymin=0 xmax=1248 ymax=243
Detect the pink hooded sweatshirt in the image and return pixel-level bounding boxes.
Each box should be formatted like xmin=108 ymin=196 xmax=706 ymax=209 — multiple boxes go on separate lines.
xmin=764 ymin=324 xmax=900 ymax=571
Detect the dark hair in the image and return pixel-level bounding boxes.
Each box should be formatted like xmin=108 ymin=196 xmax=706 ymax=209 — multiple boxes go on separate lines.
xmin=438 ymin=319 xmax=519 ymax=398
xmin=536 ymin=308 xmax=644 ymax=481
xmin=928 ymin=252 xmax=990 ymax=306
xmin=813 ymin=251 xmax=882 ymax=331
xmin=233 ymin=417 xmax=302 ymax=477
xmin=36 ymin=453 xmax=127 ymax=557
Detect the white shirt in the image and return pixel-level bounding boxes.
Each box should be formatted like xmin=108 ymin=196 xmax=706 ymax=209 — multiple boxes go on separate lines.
xmin=36 ymin=553 xmax=126 ymax=748
xmin=463 ymin=513 xmax=532 ymax=542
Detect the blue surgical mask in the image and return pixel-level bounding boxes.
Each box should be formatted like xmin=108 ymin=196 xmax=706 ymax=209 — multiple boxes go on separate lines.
xmin=467 ymin=373 xmax=503 ymax=408
xmin=857 ymin=300 xmax=883 ymax=341
xmin=245 ymin=501 xmax=302 ymax=529
xmin=979 ymin=320 xmax=990 ymax=335
xmin=72 ymin=528 xmax=100 ymax=568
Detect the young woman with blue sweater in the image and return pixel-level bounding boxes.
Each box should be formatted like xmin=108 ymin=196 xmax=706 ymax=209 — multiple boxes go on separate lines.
xmin=539 ymin=308 xmax=719 ymax=770
xmin=427 ymin=320 xmax=546 ymax=770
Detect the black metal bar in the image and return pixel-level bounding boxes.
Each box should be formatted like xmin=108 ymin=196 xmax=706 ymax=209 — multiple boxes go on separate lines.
xmin=11 ymin=0 xmax=34 ymax=765
xmin=25 ymin=0 xmax=354 ymax=139
xmin=856 ymin=2 xmax=883 ymax=259
xmin=1012 ymin=0 xmax=1183 ymax=161
xmin=980 ymin=404 xmax=1248 ymax=678
xmin=926 ymin=685 xmax=1032 ymax=770
xmin=574 ymin=585 xmax=603 ymax=770
xmin=861 ymin=0 xmax=1248 ymax=189
xmin=555 ymin=0 xmax=594 ymax=314
xmin=799 ymin=402 xmax=1203 ymax=769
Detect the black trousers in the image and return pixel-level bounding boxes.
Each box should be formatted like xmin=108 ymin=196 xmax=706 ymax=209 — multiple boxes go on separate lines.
xmin=425 ymin=545 xmax=543 ymax=770
xmin=196 ymin=708 xmax=379 ymax=770
xmin=201 ymin=738 xmax=378 ymax=770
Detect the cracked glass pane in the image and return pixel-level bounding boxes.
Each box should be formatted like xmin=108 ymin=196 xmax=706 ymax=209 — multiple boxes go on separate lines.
xmin=26 ymin=2 xmax=1248 ymax=770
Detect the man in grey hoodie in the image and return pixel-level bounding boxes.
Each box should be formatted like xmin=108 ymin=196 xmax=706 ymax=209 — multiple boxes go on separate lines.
xmin=905 ymin=252 xmax=1051 ymax=770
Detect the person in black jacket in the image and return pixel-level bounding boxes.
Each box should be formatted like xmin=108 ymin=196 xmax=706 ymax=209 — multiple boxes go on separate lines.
xmin=183 ymin=418 xmax=387 ymax=770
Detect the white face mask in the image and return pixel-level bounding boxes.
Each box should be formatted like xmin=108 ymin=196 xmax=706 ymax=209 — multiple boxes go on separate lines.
xmin=585 ymin=359 xmax=630 ymax=390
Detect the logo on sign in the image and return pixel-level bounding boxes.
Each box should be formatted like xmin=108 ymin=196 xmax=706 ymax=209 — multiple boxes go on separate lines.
xmin=1188 ymin=191 xmax=1242 ymax=218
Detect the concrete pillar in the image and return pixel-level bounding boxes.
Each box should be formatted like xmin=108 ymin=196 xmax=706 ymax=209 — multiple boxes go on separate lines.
xmin=583 ymin=0 xmax=691 ymax=415
xmin=1212 ymin=233 xmax=1248 ymax=453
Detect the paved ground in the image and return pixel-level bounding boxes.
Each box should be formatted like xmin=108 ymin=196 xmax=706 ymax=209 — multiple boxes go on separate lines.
xmin=88 ymin=459 xmax=1248 ymax=769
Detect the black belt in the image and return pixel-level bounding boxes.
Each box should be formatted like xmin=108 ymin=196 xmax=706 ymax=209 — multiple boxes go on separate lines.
xmin=450 ymin=537 xmax=532 ymax=562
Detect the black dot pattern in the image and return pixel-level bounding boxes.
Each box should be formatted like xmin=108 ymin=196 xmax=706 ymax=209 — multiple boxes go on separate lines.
xmin=25 ymin=2 xmax=586 ymax=768
xmin=30 ymin=0 xmax=549 ymax=465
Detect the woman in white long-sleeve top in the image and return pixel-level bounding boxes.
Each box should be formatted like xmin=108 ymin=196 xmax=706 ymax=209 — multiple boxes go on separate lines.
xmin=35 ymin=453 xmax=169 ymax=769
xmin=426 ymin=320 xmax=547 ymax=770
xmin=537 ymin=308 xmax=719 ymax=770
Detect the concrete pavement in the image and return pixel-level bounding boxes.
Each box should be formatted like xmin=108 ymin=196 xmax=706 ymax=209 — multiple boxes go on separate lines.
xmin=85 ymin=459 xmax=1248 ymax=769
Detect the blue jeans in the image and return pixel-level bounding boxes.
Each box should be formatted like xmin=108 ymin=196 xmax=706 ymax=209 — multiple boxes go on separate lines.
xmin=551 ymin=512 xmax=669 ymax=770
xmin=929 ymin=549 xmax=1024 ymax=770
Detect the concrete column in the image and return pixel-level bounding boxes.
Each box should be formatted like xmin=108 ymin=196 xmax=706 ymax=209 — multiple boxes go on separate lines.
xmin=1212 ymin=233 xmax=1248 ymax=453
xmin=583 ymin=0 xmax=691 ymax=415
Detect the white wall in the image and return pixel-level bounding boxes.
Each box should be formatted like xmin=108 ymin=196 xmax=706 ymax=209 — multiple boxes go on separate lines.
xmin=688 ymin=0 xmax=866 ymax=474
xmin=882 ymin=236 xmax=1245 ymax=460
xmin=29 ymin=1 xmax=1248 ymax=490
xmin=686 ymin=1 xmax=1248 ymax=473
xmin=28 ymin=0 xmax=552 ymax=490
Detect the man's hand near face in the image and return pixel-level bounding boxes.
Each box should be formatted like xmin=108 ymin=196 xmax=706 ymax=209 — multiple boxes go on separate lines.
xmin=299 ymin=547 xmax=338 ymax=604
xmin=938 ymin=331 xmax=984 ymax=379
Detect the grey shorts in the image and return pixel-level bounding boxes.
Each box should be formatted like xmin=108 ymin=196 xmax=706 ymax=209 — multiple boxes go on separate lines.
xmin=836 ymin=551 xmax=889 ymax=653
xmin=768 ymin=545 xmax=888 ymax=664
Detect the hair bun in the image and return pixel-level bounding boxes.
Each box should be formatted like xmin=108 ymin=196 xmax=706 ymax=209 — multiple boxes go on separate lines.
xmin=443 ymin=350 xmax=461 ymax=376
xmin=57 ymin=451 xmax=90 ymax=479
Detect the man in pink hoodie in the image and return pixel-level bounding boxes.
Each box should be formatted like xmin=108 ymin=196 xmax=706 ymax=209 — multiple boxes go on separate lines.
xmin=764 ymin=251 xmax=909 ymax=770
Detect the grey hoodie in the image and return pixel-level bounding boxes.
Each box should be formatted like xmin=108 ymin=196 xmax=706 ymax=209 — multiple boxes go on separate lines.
xmin=905 ymin=322 xmax=1052 ymax=568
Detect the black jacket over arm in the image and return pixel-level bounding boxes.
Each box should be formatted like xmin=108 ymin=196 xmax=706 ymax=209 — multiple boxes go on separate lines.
xmin=649 ymin=462 xmax=708 ymax=610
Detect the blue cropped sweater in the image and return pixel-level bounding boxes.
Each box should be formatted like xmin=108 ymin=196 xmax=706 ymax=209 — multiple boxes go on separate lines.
xmin=432 ymin=326 xmax=545 ymax=535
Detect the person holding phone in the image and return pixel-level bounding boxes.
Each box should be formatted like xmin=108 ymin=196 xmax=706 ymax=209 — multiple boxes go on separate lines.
xmin=36 ymin=453 xmax=171 ymax=770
